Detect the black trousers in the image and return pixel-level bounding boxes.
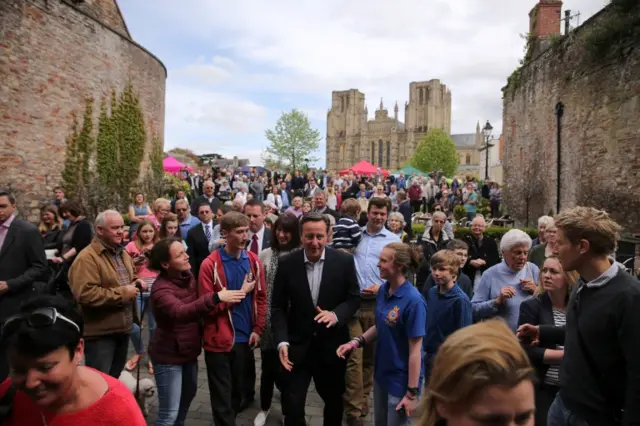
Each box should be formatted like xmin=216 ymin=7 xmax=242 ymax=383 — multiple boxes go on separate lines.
xmin=84 ymin=333 xmax=130 ymax=378
xmin=282 ymin=350 xmax=346 ymax=426
xmin=244 ymin=346 xmax=256 ymax=402
xmin=0 ymin=350 xmax=8 ymax=383
xmin=204 ymin=343 xmax=252 ymax=426
xmin=260 ymin=349 xmax=286 ymax=412
xmin=535 ymin=383 xmax=559 ymax=426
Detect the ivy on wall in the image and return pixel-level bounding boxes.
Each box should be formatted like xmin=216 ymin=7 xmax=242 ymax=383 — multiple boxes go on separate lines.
xmin=60 ymin=82 xmax=163 ymax=216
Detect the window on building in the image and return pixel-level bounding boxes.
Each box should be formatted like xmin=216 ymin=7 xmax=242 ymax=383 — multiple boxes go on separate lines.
xmin=419 ymin=88 xmax=423 ymax=104
xmin=465 ymin=153 xmax=471 ymax=165
xmin=371 ymin=141 xmax=375 ymax=163
xmin=386 ymin=141 xmax=391 ymax=169
xmin=378 ymin=140 xmax=383 ymax=167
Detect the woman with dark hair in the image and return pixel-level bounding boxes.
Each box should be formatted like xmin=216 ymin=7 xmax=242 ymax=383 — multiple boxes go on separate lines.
xmin=54 ymin=200 xmax=92 ymax=265
xmin=0 ymin=294 xmax=146 ymax=425
xmin=148 ymin=238 xmax=246 ymax=426
xmin=159 ymin=213 xmax=188 ymax=250
xmin=254 ymin=214 xmax=301 ymax=426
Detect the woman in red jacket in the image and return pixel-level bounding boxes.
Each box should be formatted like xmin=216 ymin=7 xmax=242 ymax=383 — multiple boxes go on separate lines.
xmin=0 ymin=294 xmax=145 ymax=425
xmin=148 ymin=237 xmax=246 ymax=426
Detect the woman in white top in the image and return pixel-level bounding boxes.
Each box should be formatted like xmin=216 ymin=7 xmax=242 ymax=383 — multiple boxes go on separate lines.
xmin=325 ymin=186 xmax=338 ymax=210
xmin=266 ymin=186 xmax=283 ymax=210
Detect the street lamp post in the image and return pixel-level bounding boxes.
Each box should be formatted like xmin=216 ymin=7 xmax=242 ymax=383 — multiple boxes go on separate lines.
xmin=479 ymin=120 xmax=494 ymax=180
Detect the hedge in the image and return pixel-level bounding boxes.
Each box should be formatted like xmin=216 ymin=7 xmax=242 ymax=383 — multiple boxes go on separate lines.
xmin=411 ymin=225 xmax=539 ymax=241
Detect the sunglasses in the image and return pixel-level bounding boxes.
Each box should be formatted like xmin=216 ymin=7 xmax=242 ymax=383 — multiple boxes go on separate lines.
xmin=1 ymin=307 xmax=80 ymax=338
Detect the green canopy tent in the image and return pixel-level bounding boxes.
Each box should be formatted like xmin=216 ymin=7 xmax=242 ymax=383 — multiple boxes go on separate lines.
xmin=392 ymin=165 xmax=427 ymax=176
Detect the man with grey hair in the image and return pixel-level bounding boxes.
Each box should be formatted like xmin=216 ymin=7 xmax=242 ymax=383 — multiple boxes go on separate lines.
xmin=471 ymin=228 xmax=539 ymax=332
xmin=69 ymin=209 xmax=147 ymax=377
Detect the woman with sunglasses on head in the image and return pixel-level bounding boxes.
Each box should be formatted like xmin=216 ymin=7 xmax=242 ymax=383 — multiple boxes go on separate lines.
xmin=0 ymin=294 xmax=146 ymax=425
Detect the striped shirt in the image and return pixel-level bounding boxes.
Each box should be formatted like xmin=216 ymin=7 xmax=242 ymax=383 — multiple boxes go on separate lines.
xmin=332 ymin=217 xmax=362 ymax=250
xmin=543 ymin=308 xmax=567 ymax=386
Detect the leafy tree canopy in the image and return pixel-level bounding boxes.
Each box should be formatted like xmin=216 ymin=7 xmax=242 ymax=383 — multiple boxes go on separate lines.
xmin=410 ymin=128 xmax=458 ymax=177
xmin=263 ymin=109 xmax=320 ymax=170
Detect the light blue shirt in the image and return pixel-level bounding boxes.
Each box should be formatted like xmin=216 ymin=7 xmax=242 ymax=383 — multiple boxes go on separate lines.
xmin=354 ymin=226 xmax=400 ymax=292
xmin=471 ymin=261 xmax=539 ymax=332
xmin=179 ymin=215 xmax=201 ymax=237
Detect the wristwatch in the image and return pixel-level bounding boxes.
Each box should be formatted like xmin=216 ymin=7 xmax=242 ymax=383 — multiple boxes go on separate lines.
xmin=407 ymin=387 xmax=419 ymax=396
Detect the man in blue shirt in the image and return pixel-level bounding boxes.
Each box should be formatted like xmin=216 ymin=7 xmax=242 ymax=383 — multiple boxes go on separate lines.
xmin=346 ymin=197 xmax=400 ymax=425
xmin=422 ymin=250 xmax=472 ymax=379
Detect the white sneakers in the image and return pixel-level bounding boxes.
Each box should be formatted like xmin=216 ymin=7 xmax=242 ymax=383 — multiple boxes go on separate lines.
xmin=254 ymin=410 xmax=270 ymax=426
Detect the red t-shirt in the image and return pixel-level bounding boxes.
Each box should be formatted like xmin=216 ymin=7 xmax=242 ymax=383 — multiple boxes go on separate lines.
xmin=0 ymin=369 xmax=146 ymax=426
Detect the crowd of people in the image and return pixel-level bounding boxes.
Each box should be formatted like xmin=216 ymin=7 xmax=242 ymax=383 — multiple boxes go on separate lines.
xmin=0 ymin=165 xmax=638 ymax=426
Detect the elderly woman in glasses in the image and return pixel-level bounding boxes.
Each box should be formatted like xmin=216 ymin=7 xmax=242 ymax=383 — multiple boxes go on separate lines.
xmin=471 ymin=229 xmax=540 ymax=332
xmin=0 ymin=295 xmax=146 ymax=425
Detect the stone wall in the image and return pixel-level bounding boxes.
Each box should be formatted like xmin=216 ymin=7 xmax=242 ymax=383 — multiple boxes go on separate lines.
xmin=0 ymin=0 xmax=166 ymax=221
xmin=502 ymin=5 xmax=640 ymax=232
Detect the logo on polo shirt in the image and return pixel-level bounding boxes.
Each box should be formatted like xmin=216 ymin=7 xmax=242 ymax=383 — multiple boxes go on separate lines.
xmin=385 ymin=306 xmax=400 ymax=326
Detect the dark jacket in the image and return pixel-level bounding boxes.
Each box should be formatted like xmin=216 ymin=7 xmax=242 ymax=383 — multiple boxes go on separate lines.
xmin=517 ymin=292 xmax=558 ymax=383
xmin=149 ymin=272 xmax=215 ymax=365
xmin=423 ymin=270 xmax=473 ymax=300
xmin=397 ymin=200 xmax=413 ymax=239
xmin=271 ymin=248 xmax=360 ymax=363
xmin=41 ymin=227 xmax=63 ymax=250
xmin=190 ymin=195 xmax=221 ymax=218
xmin=462 ymin=234 xmax=500 ymax=284
xmin=61 ymin=218 xmax=93 ymax=262
xmin=0 ymin=218 xmax=49 ymax=319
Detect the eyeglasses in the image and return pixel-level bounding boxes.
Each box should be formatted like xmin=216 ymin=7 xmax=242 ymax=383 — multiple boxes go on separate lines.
xmin=1 ymin=308 xmax=80 ymax=338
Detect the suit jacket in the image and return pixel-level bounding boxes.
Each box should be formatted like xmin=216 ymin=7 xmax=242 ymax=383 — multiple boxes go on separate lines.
xmin=315 ymin=207 xmax=340 ymax=221
xmin=271 ymin=248 xmax=360 ymax=363
xmin=190 ymin=195 xmax=221 ymax=218
xmin=517 ymin=293 xmax=558 ymax=382
xmin=462 ymin=235 xmax=500 ymax=284
xmin=186 ymin=223 xmax=212 ymax=280
xmin=0 ymin=218 xmax=49 ymax=319
xmin=247 ymin=227 xmax=272 ymax=252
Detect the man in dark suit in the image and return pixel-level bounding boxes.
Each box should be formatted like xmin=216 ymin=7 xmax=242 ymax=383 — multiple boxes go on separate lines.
xmin=312 ymin=192 xmax=339 ymax=221
xmin=190 ymin=180 xmax=221 ymax=218
xmin=0 ymin=190 xmax=49 ymax=381
xmin=271 ymin=213 xmax=360 ymax=426
xmin=186 ymin=203 xmax=215 ymax=281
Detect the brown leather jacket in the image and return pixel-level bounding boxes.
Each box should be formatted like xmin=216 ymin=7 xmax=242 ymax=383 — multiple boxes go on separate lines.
xmin=68 ymin=238 xmax=139 ymax=337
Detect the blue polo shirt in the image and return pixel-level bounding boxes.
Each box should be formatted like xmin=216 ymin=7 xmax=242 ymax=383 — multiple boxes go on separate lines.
xmin=374 ymin=281 xmax=427 ymax=398
xmin=219 ymin=248 xmax=253 ymax=343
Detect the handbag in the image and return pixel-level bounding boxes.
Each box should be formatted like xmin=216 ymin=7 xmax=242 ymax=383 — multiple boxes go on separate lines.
xmin=574 ymin=295 xmax=623 ymax=425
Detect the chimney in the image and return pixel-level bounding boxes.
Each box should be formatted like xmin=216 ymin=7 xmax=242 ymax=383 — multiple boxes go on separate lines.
xmin=529 ymin=0 xmax=563 ymax=39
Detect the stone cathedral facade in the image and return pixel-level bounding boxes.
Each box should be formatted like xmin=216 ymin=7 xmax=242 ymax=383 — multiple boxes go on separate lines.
xmin=326 ymin=79 xmax=452 ymax=172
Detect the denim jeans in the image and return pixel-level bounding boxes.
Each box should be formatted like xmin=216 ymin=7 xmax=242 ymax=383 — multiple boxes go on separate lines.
xmin=84 ymin=333 xmax=130 ymax=378
xmin=373 ymin=381 xmax=412 ymax=426
xmin=153 ymin=362 xmax=198 ymax=426
xmin=131 ymin=292 xmax=156 ymax=355
xmin=547 ymin=394 xmax=590 ymax=426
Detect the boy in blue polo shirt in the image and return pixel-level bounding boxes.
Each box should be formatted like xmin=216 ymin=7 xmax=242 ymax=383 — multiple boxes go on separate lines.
xmin=423 ymin=250 xmax=472 ymax=380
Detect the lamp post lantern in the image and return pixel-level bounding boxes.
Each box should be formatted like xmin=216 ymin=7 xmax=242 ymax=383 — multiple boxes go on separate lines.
xmin=479 ymin=120 xmax=494 ymax=180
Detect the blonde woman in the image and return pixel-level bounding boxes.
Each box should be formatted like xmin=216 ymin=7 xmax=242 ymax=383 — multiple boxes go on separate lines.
xmin=326 ymin=186 xmax=338 ymax=210
xmin=420 ymin=320 xmax=535 ymax=426
xmin=39 ymin=204 xmax=64 ymax=250
xmin=517 ymin=256 xmax=577 ymax=426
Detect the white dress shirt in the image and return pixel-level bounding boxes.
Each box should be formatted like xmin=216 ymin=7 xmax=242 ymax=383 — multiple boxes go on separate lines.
xmin=267 ymin=193 xmax=283 ymax=209
xmin=248 ymin=226 xmax=266 ymax=253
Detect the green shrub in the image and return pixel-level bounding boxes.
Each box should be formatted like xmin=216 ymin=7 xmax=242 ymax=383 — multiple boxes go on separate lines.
xmin=453 ymin=205 xmax=466 ymax=221
xmin=121 ymin=213 xmax=131 ymax=226
xmin=478 ymin=198 xmax=490 ymax=217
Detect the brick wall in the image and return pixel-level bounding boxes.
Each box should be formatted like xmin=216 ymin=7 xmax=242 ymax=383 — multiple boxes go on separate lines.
xmin=0 ymin=0 xmax=166 ymax=221
xmin=66 ymin=0 xmax=130 ymax=39
xmin=502 ymin=5 xmax=640 ymax=232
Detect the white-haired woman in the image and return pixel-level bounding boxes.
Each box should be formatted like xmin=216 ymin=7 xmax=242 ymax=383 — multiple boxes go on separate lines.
xmin=470 ymin=229 xmax=540 ymax=332
xmin=532 ymin=215 xmax=554 ymax=247
xmin=387 ymin=212 xmax=409 ymax=243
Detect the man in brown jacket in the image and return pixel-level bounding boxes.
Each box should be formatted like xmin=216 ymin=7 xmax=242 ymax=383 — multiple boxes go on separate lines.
xmin=69 ymin=209 xmax=146 ymax=377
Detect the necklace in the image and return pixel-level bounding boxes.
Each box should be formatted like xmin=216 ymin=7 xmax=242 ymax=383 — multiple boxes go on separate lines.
xmin=40 ymin=411 xmax=47 ymax=426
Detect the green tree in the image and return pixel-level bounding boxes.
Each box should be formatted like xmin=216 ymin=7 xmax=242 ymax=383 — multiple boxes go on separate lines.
xmin=410 ymin=129 xmax=458 ymax=177
xmin=61 ymin=114 xmax=80 ymax=198
xmin=263 ymin=109 xmax=320 ymax=170
xmin=96 ymin=98 xmax=118 ymax=186
xmin=77 ymin=98 xmax=94 ymax=191
xmin=116 ymin=82 xmax=147 ymax=201
xmin=150 ymin=136 xmax=165 ymax=179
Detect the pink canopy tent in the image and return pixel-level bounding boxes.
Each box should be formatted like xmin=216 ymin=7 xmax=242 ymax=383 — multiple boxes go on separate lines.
xmin=339 ymin=160 xmax=389 ymax=177
xmin=163 ymin=156 xmax=193 ymax=173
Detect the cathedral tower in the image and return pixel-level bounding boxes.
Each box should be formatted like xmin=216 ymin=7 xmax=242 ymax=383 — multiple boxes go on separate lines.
xmin=405 ymin=79 xmax=452 ymax=135
xmin=326 ymin=89 xmax=366 ymax=171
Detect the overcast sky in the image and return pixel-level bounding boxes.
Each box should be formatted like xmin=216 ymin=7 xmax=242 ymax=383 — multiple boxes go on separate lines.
xmin=119 ymin=0 xmax=608 ymax=167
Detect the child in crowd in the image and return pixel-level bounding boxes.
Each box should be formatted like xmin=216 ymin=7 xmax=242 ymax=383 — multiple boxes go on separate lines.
xmin=422 ymin=250 xmax=473 ymax=380
xmin=420 ymin=240 xmax=474 ymax=299
xmin=332 ymin=198 xmax=362 ymax=252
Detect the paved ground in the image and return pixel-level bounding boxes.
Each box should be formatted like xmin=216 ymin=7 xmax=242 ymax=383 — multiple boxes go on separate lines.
xmin=130 ymin=331 xmax=374 ymax=425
